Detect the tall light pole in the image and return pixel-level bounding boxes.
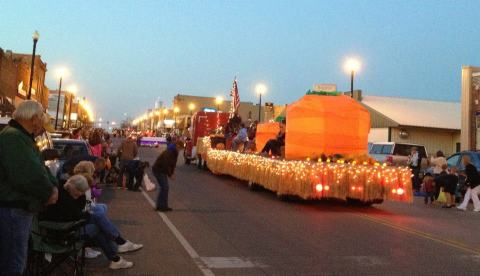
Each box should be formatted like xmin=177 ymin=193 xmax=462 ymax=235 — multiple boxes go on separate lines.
xmin=66 ymin=84 xmax=78 ymax=130
xmin=54 ymin=67 xmax=69 ymax=130
xmin=215 ymin=96 xmax=224 ymax=111
xmin=27 ymin=31 xmax=40 ymax=100
xmin=189 ymin=103 xmax=195 ymax=116
xmin=163 ymin=109 xmax=169 ymax=131
xmin=173 ymin=107 xmax=180 ymax=129
xmin=255 ymin=83 xmax=267 ymax=122
xmin=344 ymin=58 xmax=361 ymax=98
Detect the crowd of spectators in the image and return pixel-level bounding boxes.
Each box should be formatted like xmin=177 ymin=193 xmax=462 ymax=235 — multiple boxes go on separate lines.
xmin=0 ymin=101 xmax=144 ymax=274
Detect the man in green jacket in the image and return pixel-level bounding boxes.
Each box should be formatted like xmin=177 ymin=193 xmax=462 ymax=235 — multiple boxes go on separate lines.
xmin=0 ymin=100 xmax=58 ymax=275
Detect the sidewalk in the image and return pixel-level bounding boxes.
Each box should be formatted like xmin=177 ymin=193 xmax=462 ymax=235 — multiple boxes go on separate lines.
xmin=86 ymin=186 xmax=202 ymax=275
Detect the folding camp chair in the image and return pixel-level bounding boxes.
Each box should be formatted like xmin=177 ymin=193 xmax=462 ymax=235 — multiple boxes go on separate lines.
xmin=26 ymin=216 xmax=87 ymax=276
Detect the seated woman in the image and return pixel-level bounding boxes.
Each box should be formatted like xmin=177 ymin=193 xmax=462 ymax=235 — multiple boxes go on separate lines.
xmin=40 ymin=175 xmax=134 ymax=270
xmin=261 ymin=120 xmax=286 ymax=157
xmin=72 ymin=161 xmax=143 ymax=255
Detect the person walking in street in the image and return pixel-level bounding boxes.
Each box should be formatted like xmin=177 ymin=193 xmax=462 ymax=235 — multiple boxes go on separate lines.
xmin=457 ymin=155 xmax=480 ymax=211
xmin=0 ymin=101 xmax=59 ymax=275
xmin=408 ymin=147 xmax=421 ymax=191
xmin=152 ymin=137 xmax=179 ymax=212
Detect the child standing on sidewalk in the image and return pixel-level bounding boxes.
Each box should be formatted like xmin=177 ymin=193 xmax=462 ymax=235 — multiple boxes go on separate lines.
xmin=422 ymin=173 xmax=435 ymax=204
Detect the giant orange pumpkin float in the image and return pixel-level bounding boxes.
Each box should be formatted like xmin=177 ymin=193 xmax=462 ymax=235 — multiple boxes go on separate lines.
xmin=285 ymin=93 xmax=370 ymax=160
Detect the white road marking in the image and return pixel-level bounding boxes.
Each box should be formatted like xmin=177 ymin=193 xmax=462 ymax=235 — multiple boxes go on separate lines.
xmin=200 ymin=257 xmax=267 ymax=269
xmin=141 ymin=189 xmax=215 ymax=276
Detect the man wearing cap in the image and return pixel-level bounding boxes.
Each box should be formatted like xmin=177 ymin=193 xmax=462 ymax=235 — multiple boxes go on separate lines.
xmin=0 ymin=100 xmax=58 ymax=275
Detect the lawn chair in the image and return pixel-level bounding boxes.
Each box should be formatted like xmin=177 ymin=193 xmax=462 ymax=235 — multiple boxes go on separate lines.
xmin=26 ymin=216 xmax=87 ymax=276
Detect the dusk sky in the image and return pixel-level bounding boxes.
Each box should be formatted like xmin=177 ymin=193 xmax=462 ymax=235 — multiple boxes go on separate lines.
xmin=1 ymin=0 xmax=480 ymax=122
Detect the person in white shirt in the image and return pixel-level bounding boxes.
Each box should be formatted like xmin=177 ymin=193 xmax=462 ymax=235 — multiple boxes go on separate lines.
xmin=408 ymin=147 xmax=421 ymax=191
xmin=430 ymin=150 xmax=448 ymax=199
xmin=430 ymin=151 xmax=447 ymax=176
xmin=232 ymin=123 xmax=248 ymax=152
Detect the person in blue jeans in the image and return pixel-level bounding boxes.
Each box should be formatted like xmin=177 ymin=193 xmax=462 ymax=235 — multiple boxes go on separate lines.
xmin=0 ymin=102 xmax=59 ymax=275
xmin=41 ymin=175 xmax=135 ymax=270
xmin=152 ymin=139 xmax=179 ymax=212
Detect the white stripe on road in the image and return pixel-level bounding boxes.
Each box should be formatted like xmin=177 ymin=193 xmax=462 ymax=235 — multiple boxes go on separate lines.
xmin=140 ymin=189 xmax=215 ymax=276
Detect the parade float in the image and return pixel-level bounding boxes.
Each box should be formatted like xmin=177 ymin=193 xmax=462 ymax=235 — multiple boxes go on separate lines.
xmin=196 ymin=90 xmax=413 ymax=205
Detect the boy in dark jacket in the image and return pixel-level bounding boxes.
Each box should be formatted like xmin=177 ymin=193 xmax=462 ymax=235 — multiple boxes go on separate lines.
xmin=152 ymin=140 xmax=179 ymax=211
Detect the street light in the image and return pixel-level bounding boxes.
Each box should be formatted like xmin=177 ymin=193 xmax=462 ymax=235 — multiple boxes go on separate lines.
xmin=173 ymin=107 xmax=180 ymax=129
xmin=255 ymin=83 xmax=267 ymax=122
xmin=66 ymin=84 xmax=78 ymax=130
xmin=27 ymin=31 xmax=40 ymax=100
xmin=54 ymin=67 xmax=70 ymax=130
xmin=344 ymin=58 xmax=361 ymax=98
xmin=188 ymin=103 xmax=195 ymax=115
xmin=215 ymin=96 xmax=224 ymax=111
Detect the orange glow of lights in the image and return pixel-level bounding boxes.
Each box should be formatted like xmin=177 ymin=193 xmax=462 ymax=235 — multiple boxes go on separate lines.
xmin=392 ymin=189 xmax=397 ymax=194
xmin=324 ymin=185 xmax=330 ymax=191
xmin=351 ymin=186 xmax=356 ymax=191
xmin=397 ymin=188 xmax=405 ymax=195
xmin=315 ymin=184 xmax=323 ymax=192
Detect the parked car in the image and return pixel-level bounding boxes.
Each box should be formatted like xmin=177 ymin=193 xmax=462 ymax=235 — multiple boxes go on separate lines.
xmin=369 ymin=142 xmax=428 ymax=168
xmin=52 ymin=138 xmax=93 ymax=164
xmin=445 ymin=151 xmax=480 ymax=200
xmin=446 ymin=151 xmax=480 ymax=171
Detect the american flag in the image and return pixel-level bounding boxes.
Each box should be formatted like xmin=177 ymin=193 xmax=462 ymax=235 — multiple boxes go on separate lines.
xmin=229 ymin=77 xmax=240 ymax=118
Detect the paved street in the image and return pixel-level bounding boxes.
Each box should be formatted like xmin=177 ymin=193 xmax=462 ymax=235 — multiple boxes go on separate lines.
xmin=85 ymin=145 xmax=480 ymax=275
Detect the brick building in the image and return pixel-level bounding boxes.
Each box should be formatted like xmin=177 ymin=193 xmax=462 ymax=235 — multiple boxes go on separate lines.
xmin=0 ymin=48 xmax=49 ymax=114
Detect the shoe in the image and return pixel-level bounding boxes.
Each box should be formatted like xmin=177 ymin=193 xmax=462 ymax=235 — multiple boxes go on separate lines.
xmin=457 ymin=206 xmax=467 ymax=211
xmin=85 ymin=247 xmax=101 ymax=259
xmin=156 ymin=207 xmax=173 ymax=212
xmin=118 ymin=240 xmax=143 ymax=253
xmin=474 ymin=208 xmax=480 ymax=212
xmin=109 ymin=257 xmax=133 ymax=270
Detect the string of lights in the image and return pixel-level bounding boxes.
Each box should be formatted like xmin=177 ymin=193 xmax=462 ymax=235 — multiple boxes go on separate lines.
xmin=200 ymin=137 xmax=412 ymax=203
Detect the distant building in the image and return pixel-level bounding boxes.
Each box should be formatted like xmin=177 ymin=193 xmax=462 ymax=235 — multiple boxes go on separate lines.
xmin=357 ymin=91 xmax=460 ymax=156
xmin=0 ymin=48 xmax=49 ymax=113
xmin=460 ymin=66 xmax=480 ymax=151
xmin=48 ymin=90 xmax=82 ymax=129
xmin=0 ymin=49 xmax=16 ymax=116
xmin=172 ymin=94 xmax=279 ymax=128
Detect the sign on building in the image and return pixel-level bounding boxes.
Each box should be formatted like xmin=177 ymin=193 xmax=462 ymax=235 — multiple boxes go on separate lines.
xmin=461 ymin=66 xmax=480 ymax=150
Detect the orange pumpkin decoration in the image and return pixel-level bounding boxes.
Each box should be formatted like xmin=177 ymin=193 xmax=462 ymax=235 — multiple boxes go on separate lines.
xmin=285 ymin=94 xmax=370 ymax=160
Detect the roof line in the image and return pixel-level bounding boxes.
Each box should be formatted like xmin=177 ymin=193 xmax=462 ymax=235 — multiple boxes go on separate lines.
xmin=363 ymin=94 xmax=459 ymax=104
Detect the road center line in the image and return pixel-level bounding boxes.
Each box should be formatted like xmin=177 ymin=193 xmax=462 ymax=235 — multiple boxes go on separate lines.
xmin=140 ymin=189 xmax=215 ymax=276
xmin=355 ymin=212 xmax=480 ymax=255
